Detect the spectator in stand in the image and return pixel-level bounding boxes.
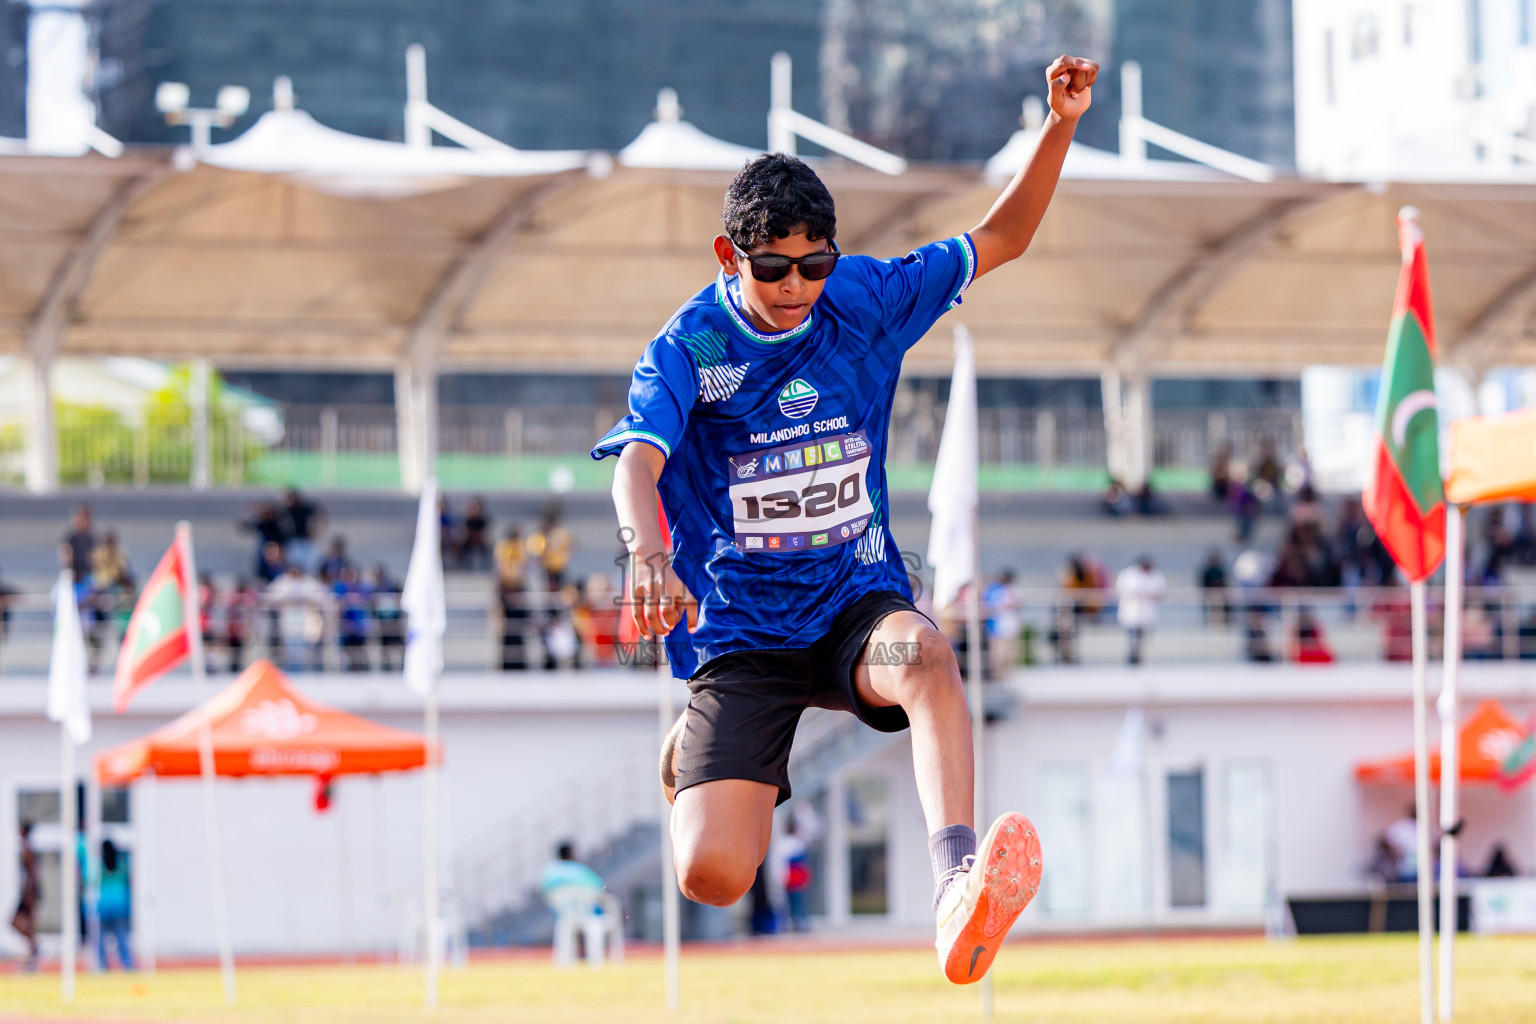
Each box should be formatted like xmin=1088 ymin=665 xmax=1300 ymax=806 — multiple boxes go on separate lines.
xmin=0 ymin=567 xmax=17 ymax=672
xmin=1198 ymin=548 xmax=1230 ymax=625
xmin=265 ymin=564 xmax=329 ymax=672
xmin=1462 ymin=600 xmax=1500 ymax=660
xmin=574 ymin=573 xmax=622 ymax=667
xmin=63 ymin=504 xmax=95 ymax=582
xmin=1289 ymin=482 xmax=1325 ymax=529
xmin=197 ymin=573 xmax=220 ymax=673
xmin=1243 ymin=608 xmax=1275 ymax=663
xmin=1373 ymin=588 xmax=1416 ymax=663
xmin=368 ymin=565 xmax=405 ymax=671
xmin=225 ymin=578 xmax=260 ymax=673
xmin=257 ymin=540 xmax=286 ymax=584
xmin=1100 ymin=478 xmax=1133 ymax=517
xmin=528 ymin=507 xmax=576 ymax=590
xmin=1133 ymin=480 xmax=1166 ymax=516
xmin=1251 ymin=441 xmax=1283 ymax=509
xmin=318 ymin=536 xmax=351 ymax=584
xmin=1115 ymin=555 xmax=1166 ymax=666
xmin=984 ymin=569 xmax=1023 ymax=678
xmin=438 ymin=494 xmax=460 ymax=567
xmin=333 ymin=565 xmax=371 ymax=672
xmin=1479 ymin=525 xmax=1518 ymax=586
xmin=280 ymin=487 xmax=325 ymax=572
xmin=240 ymin=505 xmax=289 ymax=579
xmin=1060 ymin=552 xmax=1101 ymax=623
xmin=1291 ymin=608 xmax=1335 ymax=664
xmin=543 ymin=585 xmax=582 ymax=670
xmin=89 ymin=529 xmax=136 ymax=666
xmin=1227 ymin=471 xmax=1261 ymax=543
xmin=1209 ymin=443 xmax=1232 ymax=503
xmin=495 ymin=526 xmax=531 ymax=671
xmin=460 ymin=497 xmax=493 ymax=571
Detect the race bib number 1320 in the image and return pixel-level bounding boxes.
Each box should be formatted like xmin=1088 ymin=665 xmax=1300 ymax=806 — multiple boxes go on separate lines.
xmin=727 ymin=430 xmax=875 ymax=553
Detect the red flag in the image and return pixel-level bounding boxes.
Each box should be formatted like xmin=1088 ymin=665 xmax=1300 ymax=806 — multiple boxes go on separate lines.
xmin=113 ymin=536 xmax=192 ymax=711
xmin=1362 ymin=208 xmax=1446 ymax=583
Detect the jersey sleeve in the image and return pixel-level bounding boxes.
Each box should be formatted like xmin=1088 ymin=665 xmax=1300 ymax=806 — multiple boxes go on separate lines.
xmin=591 ymin=333 xmax=698 ymax=461
xmin=852 ymin=232 xmax=977 ymax=353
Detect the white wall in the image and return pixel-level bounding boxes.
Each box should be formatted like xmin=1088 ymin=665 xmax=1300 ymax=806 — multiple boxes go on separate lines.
xmin=3 ymin=663 xmax=1535 ymax=953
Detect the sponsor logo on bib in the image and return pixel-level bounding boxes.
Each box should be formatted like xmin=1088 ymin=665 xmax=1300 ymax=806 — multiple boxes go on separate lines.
xmin=733 ymin=456 xmax=759 ymax=479
xmin=778 ymin=379 xmax=819 ymax=419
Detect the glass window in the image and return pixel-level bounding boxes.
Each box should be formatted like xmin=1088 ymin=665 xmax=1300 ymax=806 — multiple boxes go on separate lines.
xmin=102 ymin=788 xmax=131 ymax=824
xmin=846 ymin=777 xmax=888 ymax=916
xmin=1166 ymin=769 xmax=1207 ymax=908
xmin=17 ymin=788 xmax=60 ymax=826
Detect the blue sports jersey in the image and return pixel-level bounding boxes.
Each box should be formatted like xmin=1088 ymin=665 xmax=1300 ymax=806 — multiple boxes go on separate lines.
xmin=592 ymin=233 xmax=977 ymax=678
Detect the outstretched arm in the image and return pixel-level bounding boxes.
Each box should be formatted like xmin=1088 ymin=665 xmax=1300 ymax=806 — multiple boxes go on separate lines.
xmin=969 ymin=54 xmax=1099 ymax=280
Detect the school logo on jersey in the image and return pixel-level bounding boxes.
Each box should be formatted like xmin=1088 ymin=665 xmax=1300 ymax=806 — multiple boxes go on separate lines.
xmin=700 ymin=362 xmax=751 ymax=403
xmin=778 ymin=379 xmax=819 ymax=419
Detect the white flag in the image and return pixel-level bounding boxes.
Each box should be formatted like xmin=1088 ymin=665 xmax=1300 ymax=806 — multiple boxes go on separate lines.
xmin=47 ymin=571 xmax=91 ymax=745
xmin=401 ymin=477 xmax=446 ymax=696
xmin=927 ymin=324 xmax=979 ymax=615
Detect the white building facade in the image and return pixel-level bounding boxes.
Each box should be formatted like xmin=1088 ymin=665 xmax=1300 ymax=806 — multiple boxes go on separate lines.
xmin=1 ymin=664 xmax=1533 ymax=956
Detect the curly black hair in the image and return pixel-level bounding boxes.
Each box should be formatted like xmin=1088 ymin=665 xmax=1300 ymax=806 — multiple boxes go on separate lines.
xmin=722 ymin=154 xmax=836 ymax=250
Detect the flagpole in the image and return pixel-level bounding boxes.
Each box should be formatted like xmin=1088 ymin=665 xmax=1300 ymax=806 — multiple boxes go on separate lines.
xmin=141 ymin=770 xmax=157 ymax=976
xmin=965 ymin=506 xmax=991 ymax=1019
xmin=423 ymin=677 xmax=440 ymax=1009
xmin=177 ymin=522 xmax=237 ymax=1005
xmin=1437 ymin=505 xmax=1465 ymax=1022
xmin=60 ymin=705 xmax=77 ymax=1003
xmin=658 ymin=659 xmax=680 ymax=1012
xmin=1409 ymin=579 xmax=1434 ymax=1024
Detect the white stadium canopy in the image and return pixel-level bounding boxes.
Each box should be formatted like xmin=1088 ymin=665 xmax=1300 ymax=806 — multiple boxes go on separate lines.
xmin=7 ymin=53 xmax=1536 ymax=491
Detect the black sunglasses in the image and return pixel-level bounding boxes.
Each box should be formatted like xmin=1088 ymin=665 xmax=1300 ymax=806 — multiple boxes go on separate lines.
xmin=730 ymin=239 xmax=841 ymax=283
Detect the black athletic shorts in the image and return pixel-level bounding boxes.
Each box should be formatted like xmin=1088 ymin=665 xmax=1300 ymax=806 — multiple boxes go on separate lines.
xmin=674 ymin=589 xmax=935 ymax=806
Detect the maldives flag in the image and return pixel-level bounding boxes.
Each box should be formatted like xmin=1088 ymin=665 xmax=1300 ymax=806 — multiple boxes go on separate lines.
xmin=1361 ymin=207 xmax=1446 ymax=583
xmin=114 ymin=535 xmax=192 ymax=711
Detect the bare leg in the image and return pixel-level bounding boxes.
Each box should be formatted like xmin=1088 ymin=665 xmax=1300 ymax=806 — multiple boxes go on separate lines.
xmin=671 ymin=778 xmax=778 ymax=906
xmin=854 ymin=611 xmax=973 ymax=833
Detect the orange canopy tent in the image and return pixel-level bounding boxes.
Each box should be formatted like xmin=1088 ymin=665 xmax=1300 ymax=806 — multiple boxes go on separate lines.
xmin=1355 ymin=700 xmax=1530 ymax=789
xmin=96 ymin=659 xmax=432 ymax=785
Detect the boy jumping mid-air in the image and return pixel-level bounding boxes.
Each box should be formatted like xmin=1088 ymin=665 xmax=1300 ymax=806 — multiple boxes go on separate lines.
xmin=593 ymin=55 xmax=1097 ymax=983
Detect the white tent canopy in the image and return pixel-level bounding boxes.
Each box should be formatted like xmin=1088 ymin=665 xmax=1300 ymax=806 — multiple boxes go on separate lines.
xmin=204 ymin=107 xmax=594 ymax=199
xmin=618 ymin=89 xmax=762 ymax=171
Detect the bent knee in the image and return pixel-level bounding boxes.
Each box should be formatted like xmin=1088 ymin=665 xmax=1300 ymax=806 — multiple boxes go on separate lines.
xmin=878 ymin=622 xmax=962 ymax=689
xmin=676 ymin=851 xmax=756 ymax=907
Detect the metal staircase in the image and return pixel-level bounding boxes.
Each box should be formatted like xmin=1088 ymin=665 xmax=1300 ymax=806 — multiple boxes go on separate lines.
xmin=459 ymin=685 xmax=1018 ymax=945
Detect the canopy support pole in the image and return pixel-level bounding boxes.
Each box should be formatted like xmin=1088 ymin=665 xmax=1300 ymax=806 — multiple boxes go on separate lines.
xmin=23 ymin=355 xmax=56 ymax=494
xmin=1438 ymin=505 xmax=1465 ymax=1022
xmin=395 ymin=361 xmax=437 ymax=496
xmin=178 ymin=522 xmax=237 ymax=1005
xmin=1410 ymin=579 xmax=1434 ymax=1024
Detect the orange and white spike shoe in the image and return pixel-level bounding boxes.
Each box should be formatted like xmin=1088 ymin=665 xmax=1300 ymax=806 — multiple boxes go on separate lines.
xmin=659 ymin=711 xmax=685 ymax=806
xmin=934 ymin=811 xmax=1042 ymax=985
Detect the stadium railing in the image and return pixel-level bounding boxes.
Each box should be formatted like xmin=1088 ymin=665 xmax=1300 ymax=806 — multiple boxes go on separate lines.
xmin=1 ymin=583 xmax=1531 ymax=677
xmin=0 ymin=402 xmax=1303 ymax=492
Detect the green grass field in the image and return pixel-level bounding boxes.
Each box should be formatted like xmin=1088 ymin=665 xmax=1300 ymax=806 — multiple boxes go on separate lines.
xmin=6 ymin=936 xmax=1536 ymax=1024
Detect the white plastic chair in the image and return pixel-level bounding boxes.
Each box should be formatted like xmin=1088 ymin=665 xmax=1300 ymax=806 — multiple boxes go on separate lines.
xmin=548 ymin=887 xmax=623 ymax=967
